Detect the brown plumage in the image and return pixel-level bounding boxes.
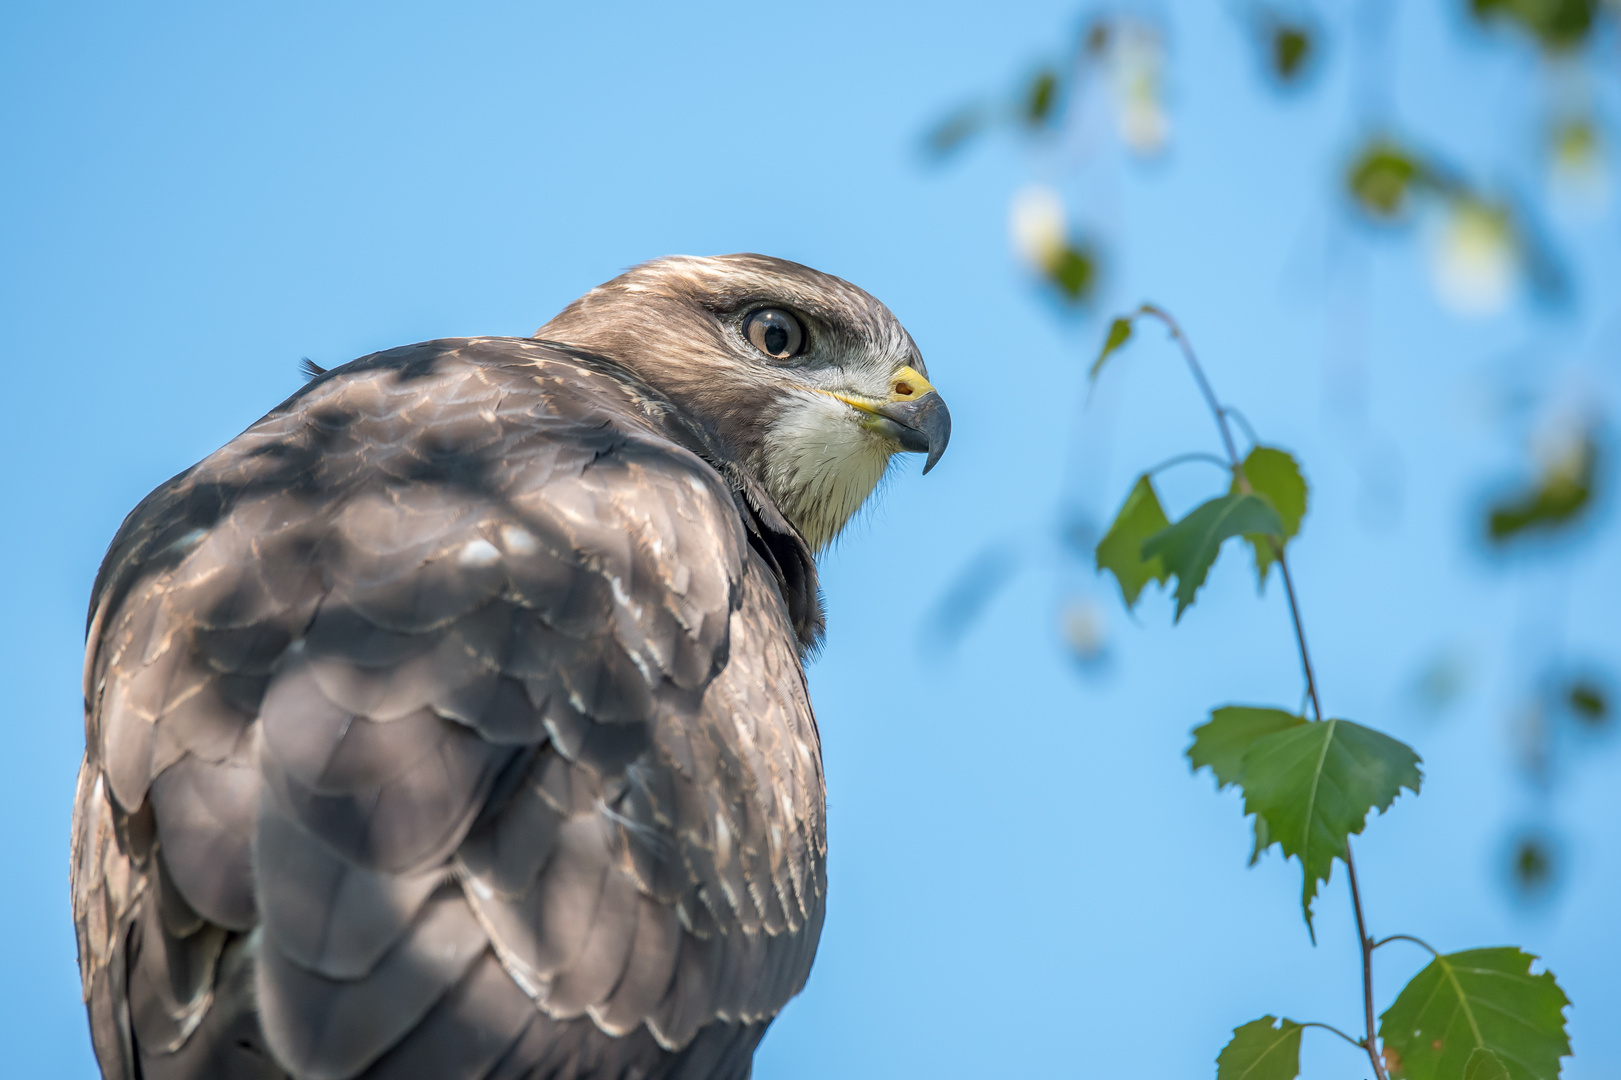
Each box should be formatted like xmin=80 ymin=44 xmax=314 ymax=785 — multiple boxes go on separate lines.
xmin=71 ymin=255 xmax=949 ymax=1080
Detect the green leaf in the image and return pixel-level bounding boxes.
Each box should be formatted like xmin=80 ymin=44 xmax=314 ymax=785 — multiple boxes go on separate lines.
xmin=1230 ymin=447 xmax=1309 ymax=590
xmin=1022 ymin=68 xmax=1061 ymax=127
xmin=1096 ymin=474 xmax=1170 ymax=608
xmin=1565 ymin=678 xmax=1608 ymax=727
xmin=1090 ymin=316 xmax=1134 ymax=380
xmin=1270 ymin=24 xmax=1312 ymax=81
xmin=1189 ymin=706 xmax=1306 ymax=791
xmin=1468 ymin=0 xmax=1595 ymax=51
xmin=1217 ymin=1016 xmax=1302 ymax=1080
xmin=1463 ymin=1049 xmax=1513 ymax=1080
xmin=1379 ymin=948 xmax=1570 ymax=1080
xmin=923 ymin=103 xmax=989 ymax=160
xmin=1141 ymin=493 xmax=1284 ymax=619
xmin=1047 ymin=242 xmax=1099 ymax=304
xmin=1240 ymin=718 xmax=1422 ymax=932
xmin=1347 ymin=138 xmax=1427 ymax=219
xmin=1486 ymin=435 xmax=1596 ymax=543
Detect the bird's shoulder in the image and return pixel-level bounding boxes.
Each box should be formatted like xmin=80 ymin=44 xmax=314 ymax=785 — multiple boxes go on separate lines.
xmin=76 ymin=335 xmax=828 ymax=1079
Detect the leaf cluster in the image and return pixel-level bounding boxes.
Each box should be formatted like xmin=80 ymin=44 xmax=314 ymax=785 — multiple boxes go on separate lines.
xmin=1089 ymin=311 xmax=1572 ymax=1080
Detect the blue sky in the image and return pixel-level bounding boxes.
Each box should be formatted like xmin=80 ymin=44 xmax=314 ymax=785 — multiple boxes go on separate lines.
xmin=2 ymin=2 xmax=1618 ymax=1078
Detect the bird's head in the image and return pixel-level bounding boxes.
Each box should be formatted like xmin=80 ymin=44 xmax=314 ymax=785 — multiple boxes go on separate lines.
xmin=536 ymin=254 xmax=950 ymax=553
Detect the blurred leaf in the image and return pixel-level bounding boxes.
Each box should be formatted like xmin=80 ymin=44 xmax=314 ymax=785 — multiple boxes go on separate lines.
xmin=1379 ymin=948 xmax=1570 ymax=1080
xmin=1217 ymin=1016 xmax=1302 ymax=1080
xmin=1082 ymin=17 xmax=1112 ymax=57
xmin=1260 ymin=17 xmax=1315 ymax=83
xmin=1091 ymin=316 xmax=1135 ymax=379
xmin=1096 ymin=474 xmax=1171 ymax=608
xmin=1240 ymin=717 xmax=1422 ymax=931
xmin=1231 ymin=447 xmax=1309 ymax=589
xmin=1190 ymin=706 xmax=1305 ymax=790
xmin=924 ymin=103 xmax=990 ymax=161
xmin=924 ymin=544 xmax=1021 ymax=651
xmin=1486 ymin=434 xmax=1596 ymax=542
xmin=1274 ymin=26 xmax=1311 ymax=80
xmin=1047 ymin=241 xmax=1099 ymax=302
xmin=1022 ymin=67 xmax=1061 ymax=128
xmin=1348 ymin=139 xmax=1429 ymax=219
xmin=1464 ymin=1049 xmax=1514 ymax=1080
xmin=1566 ymin=679 xmax=1608 ymax=726
xmin=1411 ymin=649 xmax=1470 ymax=716
xmin=1468 ymin=0 xmax=1598 ymax=51
xmin=1142 ymin=493 xmax=1284 ymax=619
xmin=1509 ymin=832 xmax=1557 ymax=896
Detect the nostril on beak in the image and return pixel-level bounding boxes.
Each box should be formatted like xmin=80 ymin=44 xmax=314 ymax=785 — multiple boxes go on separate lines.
xmin=893 ymin=381 xmax=915 ymax=397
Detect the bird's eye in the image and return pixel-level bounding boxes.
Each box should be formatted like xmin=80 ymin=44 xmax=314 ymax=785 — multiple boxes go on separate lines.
xmin=743 ymin=308 xmax=805 ymax=359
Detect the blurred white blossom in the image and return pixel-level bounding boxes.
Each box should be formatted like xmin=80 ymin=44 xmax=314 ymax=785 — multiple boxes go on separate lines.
xmin=1111 ymin=21 xmax=1169 ymax=156
xmin=1549 ymin=117 xmax=1608 ymax=212
xmin=1431 ymin=199 xmax=1518 ymax=316
xmin=1009 ymin=184 xmax=1068 ymax=271
xmin=1060 ymin=598 xmax=1109 ymax=663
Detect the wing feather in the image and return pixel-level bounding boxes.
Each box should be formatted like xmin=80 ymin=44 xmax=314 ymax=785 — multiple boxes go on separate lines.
xmin=73 ymin=338 xmax=828 ymax=1080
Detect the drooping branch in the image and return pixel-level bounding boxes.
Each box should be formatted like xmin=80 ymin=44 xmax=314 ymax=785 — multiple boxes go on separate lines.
xmin=1144 ymin=306 xmax=1383 ymax=1080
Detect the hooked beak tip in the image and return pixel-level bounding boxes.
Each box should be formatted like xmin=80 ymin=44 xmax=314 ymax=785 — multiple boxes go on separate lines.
xmin=878 ymin=392 xmax=951 ymax=475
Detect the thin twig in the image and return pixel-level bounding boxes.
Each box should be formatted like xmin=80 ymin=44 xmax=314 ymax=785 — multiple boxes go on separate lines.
xmin=1276 ymin=552 xmax=1325 ymax=721
xmin=1298 ymin=1021 xmax=1368 ymax=1050
xmin=1346 ymin=846 xmax=1390 ymax=1080
xmin=1139 ymin=304 xmax=1244 ymax=467
xmin=1221 ymin=406 xmax=1263 ymax=452
xmin=1373 ymin=934 xmax=1439 ymax=956
xmin=1145 ymin=451 xmax=1234 ymax=477
xmin=1139 ymin=305 xmax=1327 ymax=720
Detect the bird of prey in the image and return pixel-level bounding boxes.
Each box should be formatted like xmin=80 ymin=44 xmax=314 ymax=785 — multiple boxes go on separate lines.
xmin=70 ymin=254 xmax=950 ymax=1080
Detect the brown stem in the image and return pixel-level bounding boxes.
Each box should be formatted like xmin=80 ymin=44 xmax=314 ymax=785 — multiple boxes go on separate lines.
xmin=1276 ymin=551 xmax=1324 ymax=721
xmin=1139 ymin=304 xmax=1326 ymax=721
xmin=1346 ymin=846 xmax=1390 ymax=1080
xmin=1139 ymin=304 xmax=1245 ymax=467
xmin=1143 ymin=304 xmax=1379 ymax=1077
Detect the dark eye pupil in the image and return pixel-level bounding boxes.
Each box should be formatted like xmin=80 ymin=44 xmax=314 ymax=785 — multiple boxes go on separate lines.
xmin=745 ymin=309 xmax=802 ymax=358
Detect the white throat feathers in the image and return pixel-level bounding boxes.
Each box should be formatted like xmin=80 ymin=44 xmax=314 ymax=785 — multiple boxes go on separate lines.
xmin=757 ymin=389 xmax=897 ymax=553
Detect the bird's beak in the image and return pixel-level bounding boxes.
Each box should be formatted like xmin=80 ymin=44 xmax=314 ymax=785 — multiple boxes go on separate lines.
xmin=835 ymin=366 xmax=952 ymax=475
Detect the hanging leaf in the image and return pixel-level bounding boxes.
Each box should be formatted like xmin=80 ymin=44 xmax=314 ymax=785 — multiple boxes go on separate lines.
xmin=1486 ymin=434 xmax=1597 ymax=542
xmin=1508 ymin=832 xmax=1557 ymax=897
xmin=1142 ymin=493 xmax=1284 ymax=619
xmin=1379 ymin=948 xmax=1570 ymax=1080
xmin=1348 ymin=139 xmax=1430 ymax=220
xmin=1217 ymin=1016 xmax=1302 ymax=1080
xmin=1230 ymin=447 xmax=1309 ymax=589
xmin=1565 ymin=678 xmax=1609 ymax=727
xmin=1047 ymin=241 xmax=1099 ymax=303
xmin=1240 ymin=718 xmax=1422 ymax=932
xmin=1189 ymin=706 xmax=1305 ymax=790
xmin=924 ymin=103 xmax=990 ymax=161
xmin=1091 ymin=316 xmax=1135 ymax=379
xmin=1022 ymin=67 xmax=1061 ymax=128
xmin=1096 ymin=474 xmax=1171 ymax=607
xmin=1270 ymin=23 xmax=1313 ymax=82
